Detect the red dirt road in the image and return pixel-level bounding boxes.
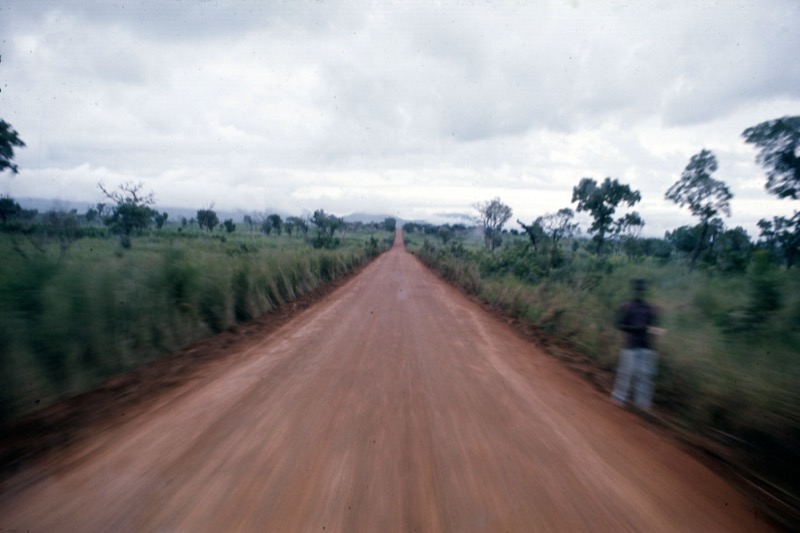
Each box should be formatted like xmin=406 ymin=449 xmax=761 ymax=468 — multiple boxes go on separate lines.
xmin=0 ymin=234 xmax=770 ymax=531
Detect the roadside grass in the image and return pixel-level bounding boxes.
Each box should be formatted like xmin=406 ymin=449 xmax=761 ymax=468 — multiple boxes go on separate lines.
xmin=0 ymin=228 xmax=388 ymax=425
xmin=410 ymin=233 xmax=800 ymax=510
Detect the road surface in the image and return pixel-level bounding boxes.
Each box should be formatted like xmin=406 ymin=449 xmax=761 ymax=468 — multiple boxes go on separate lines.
xmin=0 ymin=232 xmax=770 ymax=531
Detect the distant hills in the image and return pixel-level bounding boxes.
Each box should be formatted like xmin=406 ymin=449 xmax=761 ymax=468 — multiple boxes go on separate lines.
xmin=11 ymin=197 xmax=425 ymax=226
xmin=342 ymin=212 xmax=401 ymax=224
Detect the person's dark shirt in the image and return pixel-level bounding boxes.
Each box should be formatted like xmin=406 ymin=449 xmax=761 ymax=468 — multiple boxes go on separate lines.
xmin=617 ymin=298 xmax=657 ymax=349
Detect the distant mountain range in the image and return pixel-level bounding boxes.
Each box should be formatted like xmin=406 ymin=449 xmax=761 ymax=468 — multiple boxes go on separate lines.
xmin=11 ymin=197 xmax=423 ymax=225
xmin=342 ymin=212 xmax=402 ymax=224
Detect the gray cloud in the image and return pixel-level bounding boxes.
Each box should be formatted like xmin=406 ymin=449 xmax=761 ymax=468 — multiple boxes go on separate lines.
xmin=1 ymin=0 xmax=799 ymax=236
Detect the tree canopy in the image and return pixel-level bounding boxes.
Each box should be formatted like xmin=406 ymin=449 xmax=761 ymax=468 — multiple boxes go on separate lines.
xmin=197 ymin=207 xmax=219 ymax=232
xmin=665 ymin=149 xmax=732 ymax=223
xmin=758 ymin=213 xmax=800 ymax=268
xmin=742 ymin=115 xmax=800 ymax=200
xmin=0 ymin=196 xmax=22 ymax=224
xmin=0 ymin=120 xmax=25 ymax=174
xmin=474 ymin=197 xmax=512 ymax=250
xmin=310 ymin=209 xmax=343 ymax=248
xmin=538 ymin=208 xmax=580 ymax=246
xmin=665 ymin=149 xmax=732 ymax=269
xmin=99 ymin=182 xmax=157 ymax=240
xmin=571 ymin=177 xmax=641 ymax=254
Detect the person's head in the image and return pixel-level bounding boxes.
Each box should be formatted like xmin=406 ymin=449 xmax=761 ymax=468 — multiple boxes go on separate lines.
xmin=632 ymin=278 xmax=646 ymax=299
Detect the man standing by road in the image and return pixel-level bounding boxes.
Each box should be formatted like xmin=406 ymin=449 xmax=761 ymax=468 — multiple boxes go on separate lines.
xmin=611 ymin=279 xmax=661 ymax=411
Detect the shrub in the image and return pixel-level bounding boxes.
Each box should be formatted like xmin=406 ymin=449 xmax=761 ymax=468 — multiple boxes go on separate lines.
xmin=0 ymin=228 xmax=384 ymax=424
xmin=747 ymin=250 xmax=782 ymax=321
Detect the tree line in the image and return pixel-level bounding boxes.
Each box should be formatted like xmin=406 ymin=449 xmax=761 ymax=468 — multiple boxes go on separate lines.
xmin=444 ymin=116 xmax=798 ymax=271
xmin=2 ymin=112 xmax=798 ymax=265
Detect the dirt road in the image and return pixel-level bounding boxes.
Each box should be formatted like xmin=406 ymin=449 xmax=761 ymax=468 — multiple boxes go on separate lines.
xmin=0 ymin=233 xmax=770 ymax=531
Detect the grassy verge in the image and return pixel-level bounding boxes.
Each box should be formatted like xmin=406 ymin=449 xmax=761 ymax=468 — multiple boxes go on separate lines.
xmin=410 ymin=234 xmax=800 ymax=526
xmin=0 ymin=229 xmax=389 ymax=425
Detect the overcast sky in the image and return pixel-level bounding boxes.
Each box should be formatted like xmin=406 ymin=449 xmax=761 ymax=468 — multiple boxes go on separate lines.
xmin=2 ymin=0 xmax=799 ymax=236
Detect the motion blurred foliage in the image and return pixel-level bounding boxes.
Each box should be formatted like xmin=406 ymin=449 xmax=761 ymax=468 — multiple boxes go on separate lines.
xmin=410 ymin=221 xmax=800 ymax=512
xmin=0 ymin=210 xmax=391 ymax=425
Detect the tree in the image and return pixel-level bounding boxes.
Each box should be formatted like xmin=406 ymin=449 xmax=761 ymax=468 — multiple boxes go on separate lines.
xmin=267 ymin=214 xmax=283 ymax=235
xmin=437 ymin=225 xmax=454 ymax=244
xmin=742 ymin=115 xmax=800 ymax=200
xmin=517 ymin=219 xmax=546 ymax=252
xmin=285 ymin=216 xmax=307 ymax=238
xmin=99 ymin=182 xmax=157 ymax=243
xmin=310 ymin=209 xmax=343 ymax=248
xmin=571 ymin=177 xmax=641 ymax=254
xmin=223 ymin=218 xmax=236 ymax=234
xmin=758 ymin=213 xmax=800 ymax=268
xmin=666 ymin=225 xmax=700 ymax=256
xmin=197 ymin=207 xmax=219 ymax=232
xmin=243 ymin=214 xmax=255 ymax=232
xmin=0 ymin=120 xmax=25 ymax=174
xmin=283 ymin=217 xmax=295 ymax=237
xmin=0 ymin=196 xmax=22 ymax=225
xmin=383 ymin=217 xmax=397 ymax=233
xmin=744 ymin=116 xmax=800 ymax=269
xmin=539 ymin=208 xmax=580 ymax=248
xmin=614 ymin=212 xmax=644 ymax=239
xmin=42 ymin=209 xmax=81 ymax=255
xmin=474 ymin=197 xmax=512 ymax=251
xmin=153 ymin=211 xmax=169 ymax=230
xmin=520 ymin=208 xmax=580 ymax=268
xmin=665 ymin=149 xmax=732 ymax=269
xmin=714 ymin=226 xmax=752 ymax=273
xmin=84 ymin=206 xmax=100 ymax=224
xmin=260 ymin=217 xmax=273 ymax=235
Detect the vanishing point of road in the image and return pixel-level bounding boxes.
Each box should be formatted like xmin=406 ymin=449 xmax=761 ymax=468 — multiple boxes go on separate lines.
xmin=0 ymin=232 xmax=770 ymax=531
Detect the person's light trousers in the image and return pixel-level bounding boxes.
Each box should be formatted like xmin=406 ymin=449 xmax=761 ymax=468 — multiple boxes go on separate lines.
xmin=611 ymin=348 xmax=658 ymax=410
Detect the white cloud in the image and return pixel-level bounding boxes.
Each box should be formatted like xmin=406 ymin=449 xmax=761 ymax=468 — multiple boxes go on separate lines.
xmin=1 ymin=0 xmax=799 ymax=237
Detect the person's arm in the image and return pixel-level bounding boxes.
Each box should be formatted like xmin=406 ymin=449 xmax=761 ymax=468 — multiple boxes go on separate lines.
xmin=647 ymin=305 xmax=667 ymax=336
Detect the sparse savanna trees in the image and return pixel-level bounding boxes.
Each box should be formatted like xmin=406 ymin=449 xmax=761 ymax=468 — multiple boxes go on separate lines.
xmin=311 ymin=209 xmax=344 ymax=248
xmin=474 ymin=197 xmax=512 ymax=251
xmin=518 ymin=208 xmax=579 ymax=268
xmin=197 ymin=206 xmax=219 ymax=232
xmin=572 ymin=177 xmax=641 ymax=254
xmin=743 ymin=116 xmax=800 ymax=200
xmin=99 ymin=181 xmax=158 ymax=246
xmin=0 ymin=196 xmax=22 ymax=226
xmin=743 ymin=116 xmax=800 ymax=268
xmin=0 ymin=119 xmax=25 ymax=228
xmin=665 ymin=149 xmax=732 ymax=270
xmin=268 ymin=214 xmax=283 ymax=235
xmin=0 ymin=119 xmax=25 ymax=175
xmin=285 ymin=216 xmax=308 ymax=238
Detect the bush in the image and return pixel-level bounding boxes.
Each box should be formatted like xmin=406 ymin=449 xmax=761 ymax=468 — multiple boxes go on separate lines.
xmin=0 ymin=228 xmax=384 ymax=424
xmin=412 ymin=234 xmax=800 ymax=517
xmin=747 ymin=250 xmax=782 ymax=321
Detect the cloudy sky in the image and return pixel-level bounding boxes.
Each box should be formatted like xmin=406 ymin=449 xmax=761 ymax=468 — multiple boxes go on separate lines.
xmin=1 ymin=0 xmax=799 ymax=236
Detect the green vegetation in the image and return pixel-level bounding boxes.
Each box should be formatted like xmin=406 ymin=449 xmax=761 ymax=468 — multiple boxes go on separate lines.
xmin=0 ymin=119 xmax=25 ymax=175
xmin=572 ymin=177 xmax=642 ymax=254
xmin=474 ymin=197 xmax=513 ymax=251
xmin=407 ymin=220 xmax=799 ymax=512
xmin=0 ymin=212 xmax=391 ymax=425
xmin=665 ymin=149 xmax=733 ymax=270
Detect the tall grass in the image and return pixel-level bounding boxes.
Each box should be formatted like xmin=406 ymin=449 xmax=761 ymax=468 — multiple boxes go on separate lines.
xmin=0 ymin=230 xmax=386 ymax=424
xmin=412 ymin=234 xmax=800 ymax=508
